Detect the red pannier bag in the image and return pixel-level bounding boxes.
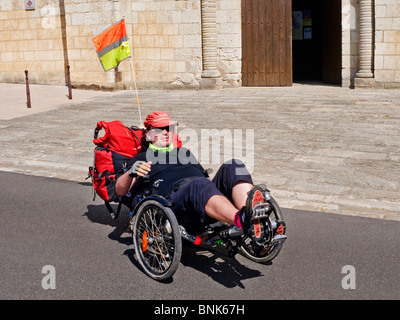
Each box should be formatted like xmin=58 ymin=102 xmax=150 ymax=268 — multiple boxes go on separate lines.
xmin=88 ymin=120 xmax=181 ymax=218
xmin=88 ymin=121 xmax=145 ymax=217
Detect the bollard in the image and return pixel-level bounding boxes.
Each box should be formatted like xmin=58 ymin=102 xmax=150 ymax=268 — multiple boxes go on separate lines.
xmin=67 ymin=64 xmax=72 ymax=100
xmin=25 ymin=70 xmax=31 ymax=108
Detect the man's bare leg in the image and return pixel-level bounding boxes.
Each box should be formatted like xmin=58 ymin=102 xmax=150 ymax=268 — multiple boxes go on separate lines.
xmin=204 ymin=195 xmax=238 ymax=225
xmin=231 ymin=181 xmax=253 ymax=209
xmin=204 ymin=182 xmax=254 ymax=226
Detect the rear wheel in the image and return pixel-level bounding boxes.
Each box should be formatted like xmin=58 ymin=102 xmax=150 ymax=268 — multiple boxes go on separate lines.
xmin=132 ymin=200 xmax=182 ymax=281
xmin=239 ymin=194 xmax=286 ymax=263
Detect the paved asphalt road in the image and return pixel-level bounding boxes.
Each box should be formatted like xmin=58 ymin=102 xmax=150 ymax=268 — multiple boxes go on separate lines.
xmin=1 ymin=171 xmax=399 ymax=301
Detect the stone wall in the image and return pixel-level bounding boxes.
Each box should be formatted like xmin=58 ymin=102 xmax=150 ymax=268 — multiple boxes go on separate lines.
xmin=0 ymin=0 xmax=121 ymax=89
xmin=342 ymin=0 xmax=359 ymax=88
xmin=0 ymin=0 xmax=67 ymax=85
xmin=342 ymin=0 xmax=400 ymax=89
xmin=374 ymin=0 xmax=400 ymax=88
xmin=0 ymin=0 xmax=399 ymax=89
xmin=216 ymin=0 xmax=241 ymax=87
xmin=131 ymin=0 xmax=202 ymax=89
xmin=65 ymin=0 xmax=127 ymax=90
xmin=0 ymin=0 xmax=241 ymax=90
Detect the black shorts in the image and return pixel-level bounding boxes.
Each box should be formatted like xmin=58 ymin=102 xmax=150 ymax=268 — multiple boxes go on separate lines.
xmin=170 ymin=159 xmax=253 ymax=233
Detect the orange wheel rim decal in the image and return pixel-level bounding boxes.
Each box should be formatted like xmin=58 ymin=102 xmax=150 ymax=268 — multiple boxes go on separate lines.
xmin=142 ymin=231 xmax=148 ymax=252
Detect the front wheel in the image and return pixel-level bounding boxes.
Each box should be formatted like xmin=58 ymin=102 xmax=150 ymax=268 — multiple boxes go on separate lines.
xmin=132 ymin=200 xmax=182 ymax=281
xmin=238 ymin=196 xmax=286 ymax=264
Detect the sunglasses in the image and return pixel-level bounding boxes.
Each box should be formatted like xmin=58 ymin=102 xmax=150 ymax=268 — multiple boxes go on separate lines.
xmin=150 ymin=125 xmax=175 ymax=133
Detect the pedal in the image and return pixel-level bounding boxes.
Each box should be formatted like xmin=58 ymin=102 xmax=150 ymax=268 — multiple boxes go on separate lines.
xmin=269 ymin=234 xmax=287 ymax=246
xmin=252 ymin=203 xmax=272 ymax=220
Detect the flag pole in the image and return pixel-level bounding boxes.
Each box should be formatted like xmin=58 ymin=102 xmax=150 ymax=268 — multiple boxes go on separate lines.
xmin=129 ymin=57 xmax=143 ymax=127
xmin=122 ymin=15 xmax=143 ymax=127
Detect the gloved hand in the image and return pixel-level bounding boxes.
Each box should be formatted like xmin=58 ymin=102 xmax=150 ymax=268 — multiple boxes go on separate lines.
xmin=129 ymin=161 xmax=151 ymax=178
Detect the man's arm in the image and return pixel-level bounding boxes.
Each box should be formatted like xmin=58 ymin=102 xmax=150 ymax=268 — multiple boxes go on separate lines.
xmin=115 ymin=161 xmax=152 ymax=196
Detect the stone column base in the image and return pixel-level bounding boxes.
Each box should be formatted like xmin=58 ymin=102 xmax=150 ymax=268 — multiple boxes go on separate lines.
xmin=354 ymin=77 xmax=375 ymax=88
xmin=200 ymin=76 xmax=223 ymax=89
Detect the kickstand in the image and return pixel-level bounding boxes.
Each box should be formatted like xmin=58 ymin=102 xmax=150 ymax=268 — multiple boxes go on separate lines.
xmin=105 ymin=201 xmax=123 ymax=219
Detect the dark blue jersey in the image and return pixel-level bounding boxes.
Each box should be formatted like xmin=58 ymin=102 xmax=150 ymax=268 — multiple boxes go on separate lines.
xmin=128 ymin=147 xmax=208 ymax=197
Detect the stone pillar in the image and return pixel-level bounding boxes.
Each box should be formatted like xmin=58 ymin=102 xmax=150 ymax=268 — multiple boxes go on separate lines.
xmin=354 ymin=0 xmax=374 ymax=88
xmin=200 ymin=0 xmax=222 ymax=89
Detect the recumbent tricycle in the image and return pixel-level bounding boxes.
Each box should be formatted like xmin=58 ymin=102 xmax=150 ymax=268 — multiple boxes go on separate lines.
xmin=127 ymin=184 xmax=286 ymax=281
xmin=89 ymin=120 xmax=287 ymax=281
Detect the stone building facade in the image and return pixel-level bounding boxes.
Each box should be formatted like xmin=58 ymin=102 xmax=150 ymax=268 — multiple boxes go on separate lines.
xmin=0 ymin=0 xmax=399 ymax=90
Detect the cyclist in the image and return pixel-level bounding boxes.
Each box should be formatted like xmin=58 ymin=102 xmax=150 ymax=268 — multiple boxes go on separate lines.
xmin=116 ymin=111 xmax=268 ymax=238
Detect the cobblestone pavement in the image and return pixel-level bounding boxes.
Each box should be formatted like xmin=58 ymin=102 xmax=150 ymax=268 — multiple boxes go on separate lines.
xmin=0 ymin=83 xmax=399 ymax=221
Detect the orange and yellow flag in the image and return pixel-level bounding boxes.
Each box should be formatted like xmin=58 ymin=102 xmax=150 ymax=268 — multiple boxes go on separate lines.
xmin=91 ymin=19 xmax=131 ymax=72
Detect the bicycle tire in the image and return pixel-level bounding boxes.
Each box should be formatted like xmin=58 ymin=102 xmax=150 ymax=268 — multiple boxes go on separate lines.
xmin=132 ymin=200 xmax=182 ymax=281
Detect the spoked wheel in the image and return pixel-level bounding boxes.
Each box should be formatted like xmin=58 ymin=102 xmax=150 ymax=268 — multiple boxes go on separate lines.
xmin=132 ymin=200 xmax=182 ymax=281
xmin=239 ymin=190 xmax=286 ymax=264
